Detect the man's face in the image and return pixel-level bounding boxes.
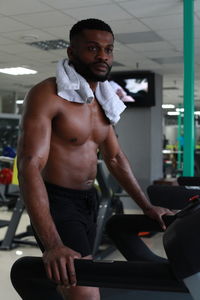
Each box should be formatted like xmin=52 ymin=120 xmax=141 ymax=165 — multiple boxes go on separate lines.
xmin=68 ymin=29 xmax=114 ymax=82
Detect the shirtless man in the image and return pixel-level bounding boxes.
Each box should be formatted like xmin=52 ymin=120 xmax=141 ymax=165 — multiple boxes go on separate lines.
xmin=17 ymin=19 xmax=172 ymax=300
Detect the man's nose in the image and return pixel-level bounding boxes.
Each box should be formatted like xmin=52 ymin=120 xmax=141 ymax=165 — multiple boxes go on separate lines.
xmin=96 ymin=48 xmax=108 ymax=61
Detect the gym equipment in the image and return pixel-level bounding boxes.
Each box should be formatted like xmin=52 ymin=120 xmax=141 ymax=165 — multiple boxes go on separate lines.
xmin=10 ymin=256 xmax=192 ymax=300
xmin=177 ymin=176 xmax=200 ymax=186
xmin=106 ymin=214 xmax=174 ymax=262
xmin=164 ymin=196 xmax=200 ymax=279
xmin=2 ymin=146 xmax=16 ymax=158
xmin=11 ymin=185 xmax=200 ymax=300
xmin=163 ymin=196 xmax=200 ymax=300
xmin=147 ymin=184 xmax=200 ymax=209
xmin=92 ymin=161 xmax=124 ymax=258
xmin=0 ymin=197 xmax=37 ymax=250
xmin=0 ymin=168 xmax=13 ymax=185
xmin=0 ymin=115 xmax=20 ymax=156
xmin=0 ymin=156 xmax=15 ymax=205
xmin=0 ymin=158 xmax=37 ymax=250
xmin=106 ymin=185 xmax=200 ymax=263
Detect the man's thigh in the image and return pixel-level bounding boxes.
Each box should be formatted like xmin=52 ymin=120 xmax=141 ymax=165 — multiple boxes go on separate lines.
xmin=58 ymin=255 xmax=100 ymax=300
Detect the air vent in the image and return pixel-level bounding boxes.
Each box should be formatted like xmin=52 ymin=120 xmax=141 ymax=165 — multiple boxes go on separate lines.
xmin=163 ymin=87 xmax=179 ymax=90
xmin=27 ymin=39 xmax=69 ymax=51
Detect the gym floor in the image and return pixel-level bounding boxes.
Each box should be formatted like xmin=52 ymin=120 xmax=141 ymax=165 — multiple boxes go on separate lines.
xmin=0 ymin=207 xmax=166 ymax=300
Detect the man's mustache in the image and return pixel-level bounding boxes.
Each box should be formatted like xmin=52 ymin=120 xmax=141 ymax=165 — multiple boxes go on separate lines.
xmin=93 ymin=61 xmax=111 ymax=69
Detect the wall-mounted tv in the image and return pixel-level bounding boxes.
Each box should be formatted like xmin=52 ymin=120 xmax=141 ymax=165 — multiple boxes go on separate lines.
xmin=109 ymin=71 xmax=155 ymax=107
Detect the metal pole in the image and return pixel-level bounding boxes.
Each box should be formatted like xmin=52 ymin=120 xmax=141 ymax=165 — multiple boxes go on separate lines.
xmin=183 ymin=0 xmax=195 ymax=176
xmin=177 ymin=104 xmax=183 ymax=173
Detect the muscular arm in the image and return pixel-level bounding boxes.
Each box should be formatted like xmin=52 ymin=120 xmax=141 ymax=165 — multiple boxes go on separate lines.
xmin=99 ymin=126 xmax=152 ymax=211
xmin=17 ymin=80 xmax=80 ymax=286
xmin=17 ymin=81 xmax=63 ymax=250
xmin=99 ymin=126 xmax=173 ymax=228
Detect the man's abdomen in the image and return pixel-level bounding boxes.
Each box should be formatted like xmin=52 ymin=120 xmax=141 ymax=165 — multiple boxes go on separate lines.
xmin=42 ymin=145 xmax=98 ymax=190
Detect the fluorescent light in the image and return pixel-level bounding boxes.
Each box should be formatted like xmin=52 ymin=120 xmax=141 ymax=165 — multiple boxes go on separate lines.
xmin=163 ymin=149 xmax=171 ymax=154
xmin=16 ymin=100 xmax=24 ymax=104
xmin=166 ymin=108 xmax=200 ymax=116
xmin=167 ymin=111 xmax=180 ymax=116
xmin=176 ymin=108 xmax=184 ymax=112
xmin=162 ymin=104 xmax=175 ymax=109
xmin=0 ymin=67 xmax=37 ymax=75
xmin=15 ymin=250 xmax=23 ymax=256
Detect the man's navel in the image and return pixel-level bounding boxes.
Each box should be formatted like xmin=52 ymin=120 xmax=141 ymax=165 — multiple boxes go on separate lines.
xmin=69 ymin=138 xmax=78 ymax=143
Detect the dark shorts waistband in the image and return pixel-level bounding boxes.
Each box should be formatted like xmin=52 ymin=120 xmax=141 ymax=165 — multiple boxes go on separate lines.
xmin=44 ymin=181 xmax=96 ymax=198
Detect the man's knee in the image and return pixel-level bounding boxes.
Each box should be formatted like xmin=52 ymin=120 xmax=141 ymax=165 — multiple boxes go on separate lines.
xmin=67 ymin=286 xmax=100 ymax=300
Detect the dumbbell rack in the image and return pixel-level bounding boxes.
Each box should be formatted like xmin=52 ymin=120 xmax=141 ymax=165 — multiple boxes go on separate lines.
xmin=0 ymin=197 xmax=37 ymax=250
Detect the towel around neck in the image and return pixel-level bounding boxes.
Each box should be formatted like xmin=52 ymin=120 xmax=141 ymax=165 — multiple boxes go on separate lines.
xmin=56 ymin=59 xmax=126 ymax=125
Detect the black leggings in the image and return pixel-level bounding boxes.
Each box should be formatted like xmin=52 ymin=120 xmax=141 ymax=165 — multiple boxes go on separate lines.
xmin=106 ymin=214 xmax=176 ymax=262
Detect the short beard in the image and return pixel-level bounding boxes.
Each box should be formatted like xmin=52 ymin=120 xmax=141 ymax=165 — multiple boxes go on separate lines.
xmin=70 ymin=57 xmax=112 ymax=82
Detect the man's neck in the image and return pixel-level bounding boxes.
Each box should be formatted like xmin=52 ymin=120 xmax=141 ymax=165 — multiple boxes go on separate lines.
xmin=88 ymin=81 xmax=98 ymax=92
xmin=69 ymin=61 xmax=98 ymax=92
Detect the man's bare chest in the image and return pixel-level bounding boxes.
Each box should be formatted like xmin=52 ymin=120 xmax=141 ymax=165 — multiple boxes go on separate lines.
xmin=52 ymin=100 xmax=110 ymax=145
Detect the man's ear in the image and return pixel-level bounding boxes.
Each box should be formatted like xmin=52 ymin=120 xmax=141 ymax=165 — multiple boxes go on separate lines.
xmin=67 ymin=46 xmax=74 ymax=60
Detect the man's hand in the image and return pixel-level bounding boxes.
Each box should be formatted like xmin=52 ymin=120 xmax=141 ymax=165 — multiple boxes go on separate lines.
xmin=143 ymin=205 xmax=175 ymax=230
xmin=43 ymin=246 xmax=81 ymax=287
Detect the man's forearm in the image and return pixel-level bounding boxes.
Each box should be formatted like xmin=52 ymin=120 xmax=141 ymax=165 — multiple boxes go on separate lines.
xmin=18 ymin=164 xmax=63 ymax=250
xmin=104 ymin=151 xmax=152 ymax=211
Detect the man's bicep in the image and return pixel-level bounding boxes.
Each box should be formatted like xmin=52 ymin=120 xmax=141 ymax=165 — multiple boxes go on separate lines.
xmin=99 ymin=126 xmax=121 ymax=161
xmin=18 ymin=84 xmax=54 ymax=169
xmin=18 ymin=113 xmax=52 ymax=170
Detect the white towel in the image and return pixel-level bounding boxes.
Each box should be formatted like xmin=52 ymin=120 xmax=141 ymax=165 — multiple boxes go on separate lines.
xmin=56 ymin=59 xmax=126 ymax=125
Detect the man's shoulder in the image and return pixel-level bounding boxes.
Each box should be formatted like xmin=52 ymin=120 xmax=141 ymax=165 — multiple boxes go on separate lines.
xmin=24 ymin=77 xmax=60 ymax=112
xmin=26 ymin=77 xmax=75 ymax=110
xmin=31 ymin=77 xmax=57 ymax=94
xmin=22 ymin=77 xmax=65 ymax=121
xmin=26 ymin=77 xmax=60 ymax=106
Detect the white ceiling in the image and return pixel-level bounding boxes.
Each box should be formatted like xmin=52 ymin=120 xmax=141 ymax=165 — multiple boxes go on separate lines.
xmin=0 ymin=0 xmax=199 ymax=107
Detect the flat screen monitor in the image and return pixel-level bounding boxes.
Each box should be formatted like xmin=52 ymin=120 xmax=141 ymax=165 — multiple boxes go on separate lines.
xmin=109 ymin=71 xmax=155 ymax=107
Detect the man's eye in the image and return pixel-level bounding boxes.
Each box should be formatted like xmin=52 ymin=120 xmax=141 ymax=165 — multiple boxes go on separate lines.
xmin=106 ymin=48 xmax=113 ymax=54
xmin=88 ymin=46 xmax=98 ymax=52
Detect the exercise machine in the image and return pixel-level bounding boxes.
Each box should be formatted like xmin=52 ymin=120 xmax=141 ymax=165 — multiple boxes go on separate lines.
xmin=93 ymin=161 xmax=124 ymax=258
xmin=164 ymin=195 xmax=200 ymax=300
xmin=0 ymin=196 xmax=37 ymax=250
xmin=10 ymin=255 xmax=192 ymax=300
xmin=11 ymin=191 xmax=200 ymax=299
xmin=177 ymin=176 xmax=200 ymax=186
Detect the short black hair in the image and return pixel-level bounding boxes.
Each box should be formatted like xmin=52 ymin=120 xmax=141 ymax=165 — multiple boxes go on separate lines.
xmin=69 ymin=18 xmax=114 ymax=42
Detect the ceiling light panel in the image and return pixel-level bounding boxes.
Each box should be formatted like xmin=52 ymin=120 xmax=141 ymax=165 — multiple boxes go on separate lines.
xmin=27 ymin=39 xmax=69 ymax=51
xmin=0 ymin=67 xmax=37 ymax=75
